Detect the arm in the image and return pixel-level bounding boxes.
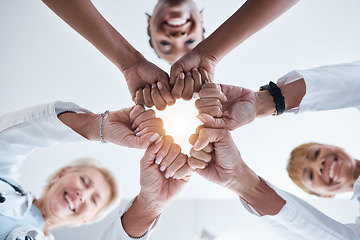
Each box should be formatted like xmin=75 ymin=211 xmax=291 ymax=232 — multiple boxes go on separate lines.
xmin=196 ymin=60 xmax=360 ymax=130
xmin=42 ymin=0 xmax=174 ymax=108
xmin=170 ymin=0 xmax=299 ymax=84
xmin=189 ymin=127 xmax=360 ymax=240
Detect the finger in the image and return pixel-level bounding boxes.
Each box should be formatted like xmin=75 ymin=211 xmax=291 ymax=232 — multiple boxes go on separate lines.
xmin=136 ymin=126 xmax=166 ymax=138
xmin=195 ymin=98 xmax=222 ymax=109
xmin=182 ymin=72 xmax=194 ymax=101
xmin=151 ymin=83 xmax=167 ymax=111
xmin=132 ymin=109 xmax=156 ymax=129
xmin=193 ymin=128 xmax=230 ymax=151
xmin=172 ymin=162 xmax=193 ymax=180
xmin=135 ymin=89 xmax=145 ymax=105
xmin=164 ymin=153 xmax=187 ymax=179
xmin=129 ymin=105 xmax=146 ymax=123
xmin=157 ymin=81 xmax=176 ymax=106
xmin=198 ymin=106 xmax=222 ymax=118
xmin=195 ymin=125 xmax=206 ymax=134
xmin=171 ymin=73 xmax=185 ymax=99
xmin=137 ymin=118 xmax=164 ymax=130
xmin=192 ymin=68 xmax=202 ymax=93
xmin=187 ymin=156 xmax=208 ymax=169
xmin=199 ymin=68 xmax=210 ymax=83
xmin=199 ymin=88 xmax=227 ymax=103
xmin=155 ymin=135 xmax=174 ymax=165
xmin=190 ymin=148 xmax=212 ymax=162
xmin=201 ymin=82 xmax=218 ymax=90
xmin=188 ymin=133 xmax=198 ymax=145
xmin=140 ymin=137 xmax=164 ymax=166
xmin=196 ymin=113 xmax=227 ymax=129
xmin=159 ymin=143 xmax=181 ymax=172
xmin=143 ymin=85 xmax=154 ymax=108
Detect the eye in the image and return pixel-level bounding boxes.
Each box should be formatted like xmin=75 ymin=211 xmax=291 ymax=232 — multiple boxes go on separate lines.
xmin=80 ymin=176 xmax=88 ymax=186
xmin=314 ymin=149 xmax=320 ymax=160
xmin=92 ymin=197 xmax=97 ymax=206
xmin=160 ymin=41 xmax=171 ymax=46
xmin=185 ymin=39 xmax=195 ymax=44
xmin=309 ymin=172 xmax=313 ymax=181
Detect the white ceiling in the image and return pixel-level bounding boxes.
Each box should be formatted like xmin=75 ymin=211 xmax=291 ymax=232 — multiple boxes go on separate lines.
xmin=1 ymin=0 xmax=360 ymax=204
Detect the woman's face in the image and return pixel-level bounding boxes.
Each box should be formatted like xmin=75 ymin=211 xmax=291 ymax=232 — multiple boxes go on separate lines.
xmin=300 ymin=144 xmax=357 ymax=197
xmin=41 ymin=167 xmax=111 ymax=225
xmin=148 ymin=0 xmax=203 ymax=63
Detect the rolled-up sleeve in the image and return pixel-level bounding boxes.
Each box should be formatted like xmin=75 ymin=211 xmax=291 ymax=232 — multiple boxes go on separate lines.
xmin=276 ymin=60 xmax=360 ymax=114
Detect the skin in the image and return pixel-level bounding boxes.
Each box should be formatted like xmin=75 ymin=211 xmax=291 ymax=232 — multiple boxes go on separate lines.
xmin=299 ymin=144 xmax=358 ymax=197
xmin=58 ymin=105 xmax=192 ymax=238
xmin=189 ymin=127 xmax=286 ymax=216
xmin=34 ymin=167 xmax=111 ymax=234
xmin=148 ymin=0 xmax=204 ymax=64
xmin=138 ymin=0 xmax=299 ymax=109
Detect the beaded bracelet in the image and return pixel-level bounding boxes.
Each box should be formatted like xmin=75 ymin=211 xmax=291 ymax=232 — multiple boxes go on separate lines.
xmin=100 ymin=110 xmax=109 ymax=143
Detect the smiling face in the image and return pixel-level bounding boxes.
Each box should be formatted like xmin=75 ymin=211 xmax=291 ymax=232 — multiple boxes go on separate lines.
xmin=289 ymin=144 xmax=358 ymax=197
xmin=39 ymin=167 xmax=112 ymax=226
xmin=148 ymin=0 xmax=204 ymax=63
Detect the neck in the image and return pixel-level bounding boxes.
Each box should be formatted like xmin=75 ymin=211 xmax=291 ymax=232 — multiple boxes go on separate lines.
xmin=33 ymin=198 xmax=59 ymax=235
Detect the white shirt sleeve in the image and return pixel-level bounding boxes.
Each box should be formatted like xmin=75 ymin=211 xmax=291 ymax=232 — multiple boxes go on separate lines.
xmin=0 ymin=101 xmax=89 ymax=182
xmin=240 ymin=180 xmax=360 ymax=240
xmin=276 ymin=60 xmax=360 ymax=114
xmin=92 ymin=198 xmax=159 ymax=240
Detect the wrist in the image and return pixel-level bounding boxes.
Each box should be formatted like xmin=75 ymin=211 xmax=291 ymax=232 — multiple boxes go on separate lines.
xmin=137 ymin=191 xmax=166 ymax=215
xmin=192 ymin=39 xmax=219 ymax=66
xmin=118 ymin=50 xmax=145 ymax=73
xmin=254 ymin=90 xmax=276 ymax=117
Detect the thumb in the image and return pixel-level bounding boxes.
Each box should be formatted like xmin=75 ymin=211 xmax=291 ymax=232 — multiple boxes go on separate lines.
xmin=140 ymin=137 xmax=164 ymax=167
xmin=135 ymin=132 xmax=162 ymax=149
xmin=197 ymin=113 xmax=226 ymax=129
xmin=158 ymin=70 xmax=171 ymax=91
xmin=169 ymin=62 xmax=183 ymax=87
xmin=193 ymin=128 xmax=229 ymax=151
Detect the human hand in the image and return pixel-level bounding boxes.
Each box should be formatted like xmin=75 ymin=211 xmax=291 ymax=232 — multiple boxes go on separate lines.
xmin=188 ymin=127 xmax=244 ymax=189
xmin=122 ymin=56 xmax=175 ymax=110
xmin=139 ymin=136 xmax=192 ymax=210
xmin=196 ymin=83 xmax=257 ymax=131
xmin=169 ymin=49 xmax=216 ymax=99
xmin=102 ymin=105 xmax=165 ymax=149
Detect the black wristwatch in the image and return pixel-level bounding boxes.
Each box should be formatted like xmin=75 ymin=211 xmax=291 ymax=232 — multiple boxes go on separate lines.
xmin=259 ymin=81 xmax=285 ymax=116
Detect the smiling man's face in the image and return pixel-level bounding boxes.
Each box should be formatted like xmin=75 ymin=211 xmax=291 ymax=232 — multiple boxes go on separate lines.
xmin=148 ymin=0 xmax=203 ymax=63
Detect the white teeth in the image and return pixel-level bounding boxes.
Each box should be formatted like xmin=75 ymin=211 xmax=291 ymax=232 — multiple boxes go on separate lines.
xmin=167 ymin=19 xmax=187 ymax=26
xmin=329 ymin=161 xmax=336 ymax=180
xmin=65 ymin=193 xmax=75 ymax=211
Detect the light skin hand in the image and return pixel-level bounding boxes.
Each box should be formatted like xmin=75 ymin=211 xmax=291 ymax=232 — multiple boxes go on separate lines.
xmin=122 ymin=139 xmax=191 ymax=238
xmin=102 ymin=105 xmax=165 ymax=148
xmin=196 ymin=83 xmax=257 ymax=131
xmin=189 ymin=127 xmax=286 ymax=216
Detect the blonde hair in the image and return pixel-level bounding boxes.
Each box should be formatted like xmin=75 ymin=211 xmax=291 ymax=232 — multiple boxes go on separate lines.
xmin=44 ymin=158 xmax=119 ymax=221
xmin=287 ymin=142 xmax=321 ymax=196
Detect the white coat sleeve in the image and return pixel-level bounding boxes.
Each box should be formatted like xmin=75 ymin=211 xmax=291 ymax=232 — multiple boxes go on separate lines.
xmin=0 ymin=101 xmax=89 ymax=182
xmin=276 ymin=60 xmax=360 ymax=114
xmin=91 ymin=198 xmax=159 ymax=240
xmin=240 ymin=180 xmax=360 ymax=240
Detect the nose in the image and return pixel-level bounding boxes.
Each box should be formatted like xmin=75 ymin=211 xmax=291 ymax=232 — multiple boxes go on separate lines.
xmin=76 ymin=189 xmax=92 ymax=203
xmin=313 ymin=158 xmax=325 ymax=175
xmin=169 ymin=31 xmax=187 ymax=38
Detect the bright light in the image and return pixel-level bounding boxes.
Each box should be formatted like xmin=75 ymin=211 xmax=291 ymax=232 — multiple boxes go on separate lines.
xmin=155 ymin=98 xmax=202 ymax=154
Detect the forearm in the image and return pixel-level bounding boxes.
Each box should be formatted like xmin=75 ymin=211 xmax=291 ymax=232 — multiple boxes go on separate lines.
xmin=42 ymin=0 xmax=143 ymax=71
xmin=255 ymin=78 xmax=306 ymax=117
xmin=58 ymin=111 xmax=100 ymax=141
xmin=229 ymin=162 xmax=286 ymax=216
xmin=195 ymin=0 xmax=298 ymax=62
xmin=121 ymin=193 xmax=162 ymax=238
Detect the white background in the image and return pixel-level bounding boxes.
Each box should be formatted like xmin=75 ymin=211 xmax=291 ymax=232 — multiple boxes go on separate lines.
xmin=1 ymin=0 xmax=360 ymax=239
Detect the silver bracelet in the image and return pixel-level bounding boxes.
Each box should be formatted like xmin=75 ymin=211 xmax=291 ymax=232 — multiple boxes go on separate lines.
xmin=100 ymin=110 xmax=109 ymax=144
